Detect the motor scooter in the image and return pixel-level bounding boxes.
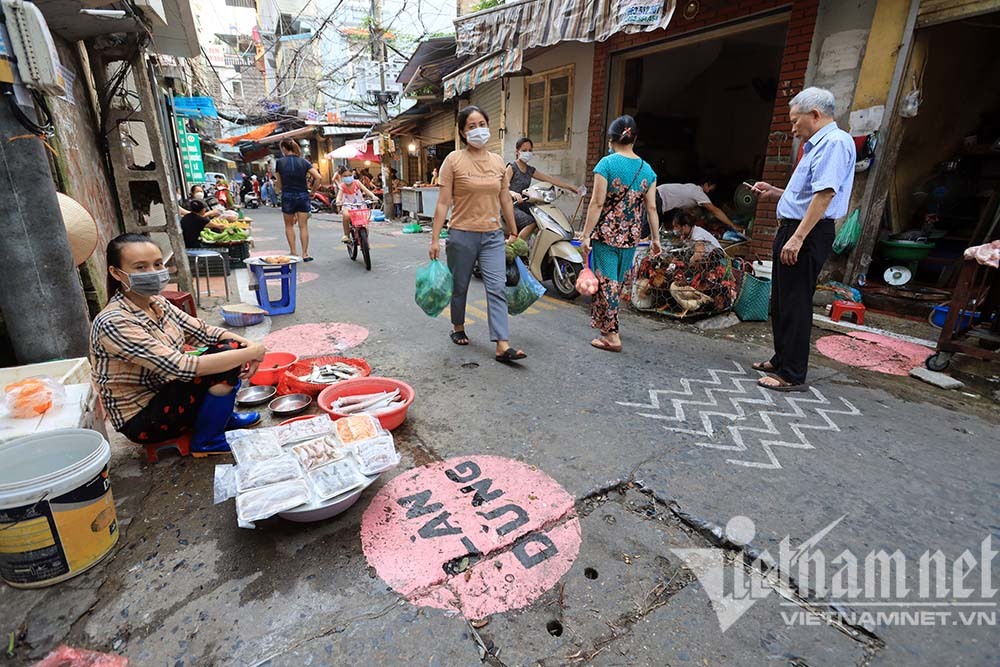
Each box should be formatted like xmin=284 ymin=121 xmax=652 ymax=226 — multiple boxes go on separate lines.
xmin=522 ymin=184 xmax=585 ymax=299
xmin=310 ymin=188 xmax=336 ymax=213
xmin=242 ymin=191 xmax=260 ymax=209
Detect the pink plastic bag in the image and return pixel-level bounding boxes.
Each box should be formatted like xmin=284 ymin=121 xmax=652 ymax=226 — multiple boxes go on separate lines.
xmin=575 ymin=267 xmax=599 ymax=296
xmin=34 ymin=645 xmax=128 ymax=667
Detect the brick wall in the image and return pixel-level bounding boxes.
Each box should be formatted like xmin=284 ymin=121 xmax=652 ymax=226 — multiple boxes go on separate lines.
xmin=586 ymin=0 xmax=821 ymax=259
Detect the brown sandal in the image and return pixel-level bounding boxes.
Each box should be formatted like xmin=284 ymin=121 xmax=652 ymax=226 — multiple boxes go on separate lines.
xmin=591 ymin=338 xmax=623 ymax=353
xmin=757 ymin=375 xmax=808 ymax=393
xmin=752 ymin=361 xmax=777 ymax=372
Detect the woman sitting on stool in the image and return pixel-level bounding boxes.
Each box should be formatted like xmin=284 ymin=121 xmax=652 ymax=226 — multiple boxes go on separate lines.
xmin=90 ymin=234 xmax=267 ymax=453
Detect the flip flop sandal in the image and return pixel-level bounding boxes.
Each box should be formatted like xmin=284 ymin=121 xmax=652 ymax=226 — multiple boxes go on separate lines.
xmin=757 ymin=375 xmax=809 ymax=393
xmin=591 ymin=339 xmax=623 ymax=353
xmin=303 ymin=256 xmax=315 ymax=262
xmin=495 ymin=348 xmax=527 ymax=363
xmin=752 ymin=361 xmax=777 ymax=372
xmin=450 ymin=331 xmax=470 ymax=345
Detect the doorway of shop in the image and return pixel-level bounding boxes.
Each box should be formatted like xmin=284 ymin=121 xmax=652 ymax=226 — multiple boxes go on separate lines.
xmin=608 ymin=18 xmax=789 ymax=233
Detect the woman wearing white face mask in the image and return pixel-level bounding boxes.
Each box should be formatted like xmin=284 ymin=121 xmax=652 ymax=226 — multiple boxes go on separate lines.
xmin=90 ymin=234 xmax=267 ymax=454
xmin=429 ymin=106 xmax=526 ymax=364
xmin=505 ymin=137 xmax=586 ymax=241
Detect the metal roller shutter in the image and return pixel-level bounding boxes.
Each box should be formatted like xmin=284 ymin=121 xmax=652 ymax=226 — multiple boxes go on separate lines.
xmin=470 ymin=79 xmax=503 ymax=154
xmin=423 ymin=112 xmax=456 ymax=146
xmin=917 ymin=0 xmax=1000 ymax=27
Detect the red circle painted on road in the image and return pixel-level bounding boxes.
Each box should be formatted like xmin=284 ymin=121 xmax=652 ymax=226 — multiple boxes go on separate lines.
xmin=362 ymin=456 xmax=582 ymax=619
xmin=262 ymin=322 xmax=369 ymax=357
xmin=816 ymin=332 xmax=932 ymax=376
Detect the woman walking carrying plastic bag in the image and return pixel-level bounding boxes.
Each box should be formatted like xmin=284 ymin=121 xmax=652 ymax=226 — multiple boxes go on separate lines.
xmin=579 ymin=116 xmax=661 ymax=352
xmin=428 ymin=106 xmax=527 ymax=364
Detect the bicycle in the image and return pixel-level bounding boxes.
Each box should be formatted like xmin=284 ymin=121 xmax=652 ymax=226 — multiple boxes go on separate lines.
xmin=342 ymin=201 xmax=375 ymax=271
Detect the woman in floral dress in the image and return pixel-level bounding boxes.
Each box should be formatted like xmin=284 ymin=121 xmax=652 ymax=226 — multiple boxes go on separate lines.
xmin=580 ymin=115 xmax=661 ymax=352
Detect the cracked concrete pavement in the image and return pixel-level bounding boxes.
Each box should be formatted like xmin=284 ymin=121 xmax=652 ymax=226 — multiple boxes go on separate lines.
xmin=3 ymin=207 xmax=997 ymax=666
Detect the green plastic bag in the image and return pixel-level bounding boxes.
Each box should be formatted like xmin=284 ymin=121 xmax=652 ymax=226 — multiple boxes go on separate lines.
xmin=833 ymin=209 xmax=861 ymax=254
xmin=415 ymin=260 xmax=453 ymax=317
xmin=506 ymin=258 xmax=546 ymax=315
xmin=734 ymin=274 xmax=771 ymax=321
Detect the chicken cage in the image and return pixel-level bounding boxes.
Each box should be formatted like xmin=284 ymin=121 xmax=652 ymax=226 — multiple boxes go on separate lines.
xmin=625 ymin=242 xmax=745 ymax=319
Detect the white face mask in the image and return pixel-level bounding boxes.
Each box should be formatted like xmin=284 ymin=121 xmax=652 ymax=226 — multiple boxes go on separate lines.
xmin=465 ymin=127 xmax=490 ymax=148
xmin=193 ymin=192 xmax=205 ymax=200
xmin=519 ymin=151 xmax=534 ymax=162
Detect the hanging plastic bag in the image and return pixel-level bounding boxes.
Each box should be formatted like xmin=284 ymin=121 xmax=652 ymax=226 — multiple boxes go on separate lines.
xmin=833 ymin=209 xmax=862 ymax=254
xmin=415 ymin=260 xmax=453 ymax=317
xmin=575 ymin=251 xmax=599 ymax=296
xmin=2 ymin=376 xmax=66 ymax=418
xmin=506 ymin=258 xmax=546 ymax=315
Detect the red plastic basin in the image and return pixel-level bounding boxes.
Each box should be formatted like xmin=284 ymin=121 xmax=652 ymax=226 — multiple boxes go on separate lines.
xmin=317 ymin=377 xmax=414 ymax=431
xmin=250 ymin=352 xmax=298 ymax=386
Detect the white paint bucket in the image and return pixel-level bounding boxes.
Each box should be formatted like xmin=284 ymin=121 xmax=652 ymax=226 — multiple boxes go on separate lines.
xmin=0 ymin=429 xmax=118 ymax=588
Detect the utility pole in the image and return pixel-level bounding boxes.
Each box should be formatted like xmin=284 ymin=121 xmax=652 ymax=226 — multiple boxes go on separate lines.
xmin=0 ymin=99 xmax=92 ymax=363
xmin=370 ymin=0 xmax=392 ymax=219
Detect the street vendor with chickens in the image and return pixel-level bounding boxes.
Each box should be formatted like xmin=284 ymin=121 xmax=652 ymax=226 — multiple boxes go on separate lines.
xmin=90 ymin=234 xmax=267 ymax=454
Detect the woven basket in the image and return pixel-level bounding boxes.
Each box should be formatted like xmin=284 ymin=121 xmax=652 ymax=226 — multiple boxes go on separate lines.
xmin=277 ymin=356 xmax=372 ymax=396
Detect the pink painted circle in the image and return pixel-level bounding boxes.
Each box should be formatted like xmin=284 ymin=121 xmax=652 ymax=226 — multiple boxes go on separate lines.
xmin=297 ymin=271 xmax=319 ymax=285
xmin=249 ymin=249 xmax=285 ymax=258
xmin=253 ymin=235 xmax=277 ymax=243
xmin=362 ymin=456 xmax=582 ymax=619
xmin=262 ymin=322 xmax=368 ymax=357
xmin=816 ymin=332 xmax=932 ymax=376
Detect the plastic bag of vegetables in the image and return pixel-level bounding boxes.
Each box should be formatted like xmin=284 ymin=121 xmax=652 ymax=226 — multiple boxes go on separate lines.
xmin=506 ymin=258 xmax=546 ymax=315
xmin=415 ymin=260 xmax=454 ymax=317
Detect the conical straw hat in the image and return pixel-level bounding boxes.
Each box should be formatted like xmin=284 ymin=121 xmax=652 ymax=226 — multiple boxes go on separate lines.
xmin=57 ymin=192 xmax=98 ymax=266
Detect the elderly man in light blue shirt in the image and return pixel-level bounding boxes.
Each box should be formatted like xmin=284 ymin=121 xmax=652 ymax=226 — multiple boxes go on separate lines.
xmin=750 ymin=87 xmax=856 ymax=392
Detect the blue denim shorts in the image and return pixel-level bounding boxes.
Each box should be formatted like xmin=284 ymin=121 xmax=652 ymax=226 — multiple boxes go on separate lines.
xmin=281 ymin=191 xmax=311 ymax=214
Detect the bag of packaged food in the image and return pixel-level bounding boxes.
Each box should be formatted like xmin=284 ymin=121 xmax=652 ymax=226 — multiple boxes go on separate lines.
xmin=236 ymin=480 xmax=310 ymax=527
xmin=291 ymin=435 xmax=345 ymax=471
xmin=275 ymin=415 xmax=334 ymax=445
xmin=353 ymin=434 xmax=401 ymax=475
xmin=214 ymin=464 xmax=237 ymax=504
xmin=2 ymin=376 xmax=66 ymax=418
xmin=227 ymin=429 xmax=283 ymax=465
xmin=334 ymin=414 xmax=382 ymax=445
xmin=236 ymin=454 xmax=304 ymax=492
xmin=307 ymin=459 xmax=366 ymax=501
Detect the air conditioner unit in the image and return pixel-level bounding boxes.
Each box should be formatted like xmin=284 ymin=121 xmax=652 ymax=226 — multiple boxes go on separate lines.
xmin=0 ymin=0 xmax=64 ymax=95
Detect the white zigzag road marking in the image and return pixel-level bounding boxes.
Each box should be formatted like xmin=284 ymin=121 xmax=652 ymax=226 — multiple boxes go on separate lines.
xmin=620 ymin=364 xmax=863 ymax=470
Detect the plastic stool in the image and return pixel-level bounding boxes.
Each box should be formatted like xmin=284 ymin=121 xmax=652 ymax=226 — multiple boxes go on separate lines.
xmin=249 ymin=261 xmax=297 ymax=315
xmin=162 ymin=290 xmax=197 ymax=316
xmin=187 ymin=249 xmax=231 ymax=307
xmin=830 ymin=300 xmax=866 ymax=325
xmin=141 ymin=432 xmax=192 ymax=463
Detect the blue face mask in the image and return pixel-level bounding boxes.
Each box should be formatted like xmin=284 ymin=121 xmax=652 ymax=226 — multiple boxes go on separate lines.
xmin=343 ymin=176 xmax=355 ymax=185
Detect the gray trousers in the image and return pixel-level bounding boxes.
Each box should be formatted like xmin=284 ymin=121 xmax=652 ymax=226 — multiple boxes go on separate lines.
xmin=446 ymin=228 xmax=510 ymax=342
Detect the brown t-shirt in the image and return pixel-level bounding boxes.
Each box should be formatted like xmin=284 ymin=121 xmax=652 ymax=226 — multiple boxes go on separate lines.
xmin=439 ymin=149 xmax=510 ymax=232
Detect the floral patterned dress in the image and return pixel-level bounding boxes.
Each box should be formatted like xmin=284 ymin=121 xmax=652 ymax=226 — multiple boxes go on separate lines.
xmin=590 ymin=154 xmax=657 ymax=334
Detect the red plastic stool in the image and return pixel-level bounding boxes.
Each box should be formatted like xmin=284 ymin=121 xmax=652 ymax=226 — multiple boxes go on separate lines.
xmin=141 ymin=432 xmax=192 ymax=463
xmin=830 ymin=300 xmax=866 ymax=325
xmin=162 ymin=290 xmax=197 ymax=317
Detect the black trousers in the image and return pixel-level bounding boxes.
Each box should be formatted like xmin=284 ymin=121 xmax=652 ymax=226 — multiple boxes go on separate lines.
xmin=120 ymin=341 xmax=243 ymax=444
xmin=769 ymin=218 xmax=835 ymax=385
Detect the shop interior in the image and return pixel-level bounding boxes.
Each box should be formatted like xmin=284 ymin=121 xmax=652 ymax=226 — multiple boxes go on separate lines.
xmin=872 ymin=10 xmax=1000 ymax=293
xmin=614 ymin=20 xmax=788 ymax=226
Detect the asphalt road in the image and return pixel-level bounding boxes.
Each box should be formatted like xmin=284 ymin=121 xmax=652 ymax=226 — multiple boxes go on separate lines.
xmin=4 ymin=207 xmax=998 ymax=666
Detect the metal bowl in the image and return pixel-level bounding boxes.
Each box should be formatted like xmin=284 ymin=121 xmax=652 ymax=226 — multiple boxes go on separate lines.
xmin=268 ymin=393 xmax=312 ymax=416
xmin=236 ymin=385 xmax=277 ymax=406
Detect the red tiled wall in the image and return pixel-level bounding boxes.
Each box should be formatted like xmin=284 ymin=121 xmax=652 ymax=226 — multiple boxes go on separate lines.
xmin=587 ymin=0 xmax=821 ymax=259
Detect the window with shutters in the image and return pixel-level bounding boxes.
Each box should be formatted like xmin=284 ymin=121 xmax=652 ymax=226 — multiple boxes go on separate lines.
xmin=523 ymin=65 xmax=574 ymax=149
